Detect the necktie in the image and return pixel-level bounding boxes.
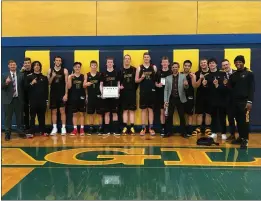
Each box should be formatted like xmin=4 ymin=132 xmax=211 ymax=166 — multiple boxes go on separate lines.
xmin=12 ymin=73 xmax=17 ymax=97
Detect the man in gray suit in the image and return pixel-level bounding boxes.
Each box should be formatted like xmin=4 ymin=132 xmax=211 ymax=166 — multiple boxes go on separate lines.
xmin=164 ymin=62 xmax=189 ymax=138
xmin=2 ymin=60 xmax=26 ymax=141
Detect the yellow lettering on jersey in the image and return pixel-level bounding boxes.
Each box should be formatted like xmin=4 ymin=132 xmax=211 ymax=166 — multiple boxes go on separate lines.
xmin=2 ymin=148 xmax=46 ymax=166
xmin=44 ymin=148 xmax=161 ymax=165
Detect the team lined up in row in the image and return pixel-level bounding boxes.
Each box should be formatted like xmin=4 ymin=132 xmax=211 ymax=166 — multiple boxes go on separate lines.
xmin=2 ymin=53 xmax=254 ymax=148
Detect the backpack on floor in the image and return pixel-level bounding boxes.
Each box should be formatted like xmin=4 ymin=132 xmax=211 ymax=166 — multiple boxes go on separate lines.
xmin=197 ymin=136 xmax=219 ymax=146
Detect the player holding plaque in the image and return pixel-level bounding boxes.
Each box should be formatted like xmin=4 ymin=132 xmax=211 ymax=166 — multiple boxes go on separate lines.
xmin=100 ymin=57 xmax=120 ymax=135
xmin=155 ymin=56 xmax=172 ymax=136
xmin=119 ymin=54 xmax=137 ymax=135
xmin=83 ymin=60 xmax=103 ymax=135
xmin=135 ymin=52 xmax=157 ymax=136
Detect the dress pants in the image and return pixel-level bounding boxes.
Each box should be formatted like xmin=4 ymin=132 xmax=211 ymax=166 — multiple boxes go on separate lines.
xmin=165 ymin=96 xmax=186 ymax=135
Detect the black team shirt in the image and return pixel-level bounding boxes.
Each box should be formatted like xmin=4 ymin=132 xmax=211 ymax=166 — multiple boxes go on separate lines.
xmin=155 ymin=69 xmax=172 ymax=99
xmin=69 ymin=74 xmax=85 ymax=103
xmin=26 ymin=73 xmax=49 ymax=105
xmin=195 ymin=69 xmax=210 ymax=98
xmin=119 ymin=66 xmax=137 ymax=90
xmin=102 ymin=69 xmax=120 ymax=87
xmin=229 ymin=67 xmax=255 ymax=102
xmin=87 ymin=72 xmax=102 ymax=98
xmin=139 ymin=65 xmax=156 ymax=93
xmin=50 ymin=67 xmax=66 ymax=99
xmin=181 ymin=72 xmax=194 ymax=99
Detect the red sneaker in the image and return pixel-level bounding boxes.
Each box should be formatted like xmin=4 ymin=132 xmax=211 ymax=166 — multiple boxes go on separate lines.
xmin=79 ymin=128 xmax=85 ymax=136
xmin=70 ymin=128 xmax=78 ymax=136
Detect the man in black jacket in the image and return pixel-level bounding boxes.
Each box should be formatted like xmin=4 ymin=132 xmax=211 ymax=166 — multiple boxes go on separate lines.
xmin=25 ymin=61 xmax=49 ymax=137
xmin=229 ymin=55 xmax=255 ymax=149
xmin=21 ymin=57 xmax=32 ymax=131
xmin=221 ymin=59 xmax=236 ymax=140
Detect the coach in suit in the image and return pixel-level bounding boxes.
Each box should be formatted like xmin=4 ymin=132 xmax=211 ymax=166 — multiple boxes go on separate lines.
xmin=1 ymin=60 xmax=26 ymax=141
xmin=164 ymin=62 xmax=189 ymax=138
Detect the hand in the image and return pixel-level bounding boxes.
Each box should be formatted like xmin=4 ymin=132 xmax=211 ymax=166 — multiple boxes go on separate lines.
xmin=31 ymin=78 xmax=37 ymax=85
xmin=223 ymin=78 xmax=228 ymax=85
xmin=200 ymin=73 xmax=204 ymax=80
xmin=69 ymin=74 xmax=75 ymax=79
xmin=5 ymin=76 xmax=11 ymax=85
xmin=21 ymin=66 xmax=26 ymax=72
xmin=120 ymin=85 xmax=124 ymax=90
xmin=157 ymin=83 xmax=163 ymax=88
xmin=52 ymin=72 xmax=56 ymax=78
xmin=62 ymin=94 xmax=68 ymax=102
xmin=202 ymin=78 xmax=207 ymax=86
xmin=246 ymin=103 xmax=252 ymax=111
xmin=141 ymin=73 xmax=145 ymax=79
xmin=164 ymin=102 xmax=169 ymax=109
xmin=213 ymin=78 xmax=218 ymax=88
xmin=189 ymin=73 xmax=195 ymax=79
xmin=184 ymin=80 xmax=188 ymax=86
xmin=86 ymin=82 xmax=93 ymax=87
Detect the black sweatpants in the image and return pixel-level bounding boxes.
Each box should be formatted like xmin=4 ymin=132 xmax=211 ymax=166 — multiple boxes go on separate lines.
xmin=23 ymin=100 xmax=30 ymax=130
xmin=232 ymin=101 xmax=250 ymax=140
xmin=223 ymin=104 xmax=236 ymax=135
xmin=166 ymin=96 xmax=186 ymax=135
xmin=211 ymin=106 xmax=226 ymax=133
xmin=30 ymin=103 xmax=46 ymax=134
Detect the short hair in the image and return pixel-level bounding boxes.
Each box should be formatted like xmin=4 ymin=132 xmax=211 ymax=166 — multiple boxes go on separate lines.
xmin=24 ymin=57 xmax=31 ymax=62
xmin=73 ymin=62 xmax=82 ymax=67
xmin=124 ymin=54 xmax=131 ymax=59
xmin=234 ymin=55 xmax=245 ymax=64
xmin=8 ymin=60 xmax=16 ymax=64
xmin=208 ymin=58 xmax=217 ymax=65
xmin=171 ymin=62 xmax=180 ymax=67
xmin=54 ymin=56 xmax=62 ymax=61
xmin=143 ymin=52 xmax=150 ymax=57
xmin=31 ymin=61 xmax=42 ymax=72
xmin=200 ymin=58 xmax=208 ymax=62
xmin=222 ymin=59 xmax=229 ymax=63
xmin=183 ymin=60 xmax=192 ymax=66
xmin=161 ymin=56 xmax=169 ymax=61
xmin=90 ymin=60 xmax=98 ymax=65
xmin=106 ymin=57 xmax=114 ymax=61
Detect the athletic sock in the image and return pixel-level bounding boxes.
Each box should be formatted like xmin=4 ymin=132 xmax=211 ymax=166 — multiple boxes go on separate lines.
xmin=53 ymin=124 xmax=57 ymax=129
xmin=130 ymin=123 xmax=134 ymax=128
xmin=142 ymin=124 xmax=146 ymax=129
xmin=113 ymin=121 xmax=119 ymax=133
xmin=123 ymin=123 xmax=127 ymax=128
xmin=62 ymin=124 xmax=66 ymax=128
xmin=74 ymin=126 xmax=77 ymax=129
xmin=149 ymin=124 xmax=153 ymax=129
xmin=80 ymin=125 xmax=84 ymax=129
xmin=161 ymin=124 xmax=165 ymax=130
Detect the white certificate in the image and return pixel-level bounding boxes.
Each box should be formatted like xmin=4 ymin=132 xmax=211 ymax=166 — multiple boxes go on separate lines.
xmin=102 ymin=86 xmax=119 ymax=98
xmin=160 ymin=78 xmax=166 ymax=85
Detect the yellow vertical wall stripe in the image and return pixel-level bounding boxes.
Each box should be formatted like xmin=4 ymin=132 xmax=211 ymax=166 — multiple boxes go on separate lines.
xmin=123 ymin=50 xmax=148 ymax=125
xmin=173 ymin=49 xmax=199 ymax=73
xmin=224 ymin=48 xmax=251 ymax=70
xmin=74 ymin=50 xmax=100 ymax=125
xmin=25 ymin=50 xmax=51 ymax=125
xmin=74 ymin=50 xmax=100 ymax=74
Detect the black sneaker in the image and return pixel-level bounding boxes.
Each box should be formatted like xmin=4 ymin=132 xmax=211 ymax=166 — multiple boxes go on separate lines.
xmin=240 ymin=139 xmax=248 ymax=149
xmin=231 ymin=137 xmax=243 ymax=144
xmin=160 ymin=128 xmax=165 ymax=136
xmin=88 ymin=126 xmax=94 ymax=135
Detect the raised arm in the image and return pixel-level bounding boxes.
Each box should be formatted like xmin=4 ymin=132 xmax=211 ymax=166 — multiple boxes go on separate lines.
xmin=135 ymin=66 xmax=145 ymax=83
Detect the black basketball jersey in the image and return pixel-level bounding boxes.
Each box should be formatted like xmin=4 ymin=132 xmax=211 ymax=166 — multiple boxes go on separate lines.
xmin=70 ymin=74 xmax=85 ymax=101
xmin=87 ymin=72 xmax=102 ymax=97
xmin=102 ymin=69 xmax=119 ymax=87
xmin=139 ymin=65 xmax=156 ymax=92
xmin=155 ymin=69 xmax=172 ymax=94
xmin=50 ymin=67 xmax=66 ymax=97
xmin=120 ymin=66 xmax=136 ymax=90
xmin=195 ymin=69 xmax=210 ymax=97
xmin=181 ymin=72 xmax=194 ymax=98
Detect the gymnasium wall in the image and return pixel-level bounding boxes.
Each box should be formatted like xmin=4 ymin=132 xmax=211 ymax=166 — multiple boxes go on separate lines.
xmin=2 ymin=1 xmax=261 ymax=129
xmin=2 ymin=1 xmax=261 ymax=36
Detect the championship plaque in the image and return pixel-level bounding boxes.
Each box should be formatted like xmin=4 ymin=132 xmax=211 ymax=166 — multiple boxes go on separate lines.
xmin=102 ymin=87 xmax=119 ymax=98
xmin=160 ymin=78 xmax=166 ymax=85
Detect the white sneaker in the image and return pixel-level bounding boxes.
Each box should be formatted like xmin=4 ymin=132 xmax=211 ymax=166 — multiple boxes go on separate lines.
xmin=221 ymin=134 xmax=227 ymax=140
xmin=50 ymin=127 xmax=58 ymax=136
xmin=210 ymin=133 xmax=217 ymax=138
xmin=61 ymin=127 xmax=67 ymax=136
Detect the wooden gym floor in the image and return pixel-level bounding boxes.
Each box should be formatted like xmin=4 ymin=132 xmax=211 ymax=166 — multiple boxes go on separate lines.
xmin=2 ymin=133 xmax=261 ymax=200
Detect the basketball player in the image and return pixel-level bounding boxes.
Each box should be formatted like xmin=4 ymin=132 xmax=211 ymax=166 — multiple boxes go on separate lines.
xmin=100 ymin=57 xmax=120 ymax=135
xmin=47 ymin=56 xmax=68 ymax=135
xmin=181 ymin=60 xmax=195 ymax=136
xmin=83 ymin=60 xmax=103 ymax=135
xmin=21 ymin=57 xmax=32 ymax=131
xmin=119 ymin=54 xmax=137 ymax=135
xmin=25 ymin=61 xmax=48 ymax=137
xmin=203 ymin=58 xmax=227 ymax=139
xmin=191 ymin=58 xmax=211 ymax=136
xmin=155 ymin=56 xmax=172 ymax=136
xmin=68 ymin=62 xmax=86 ymax=136
xmin=135 ymin=52 xmax=157 ymax=136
